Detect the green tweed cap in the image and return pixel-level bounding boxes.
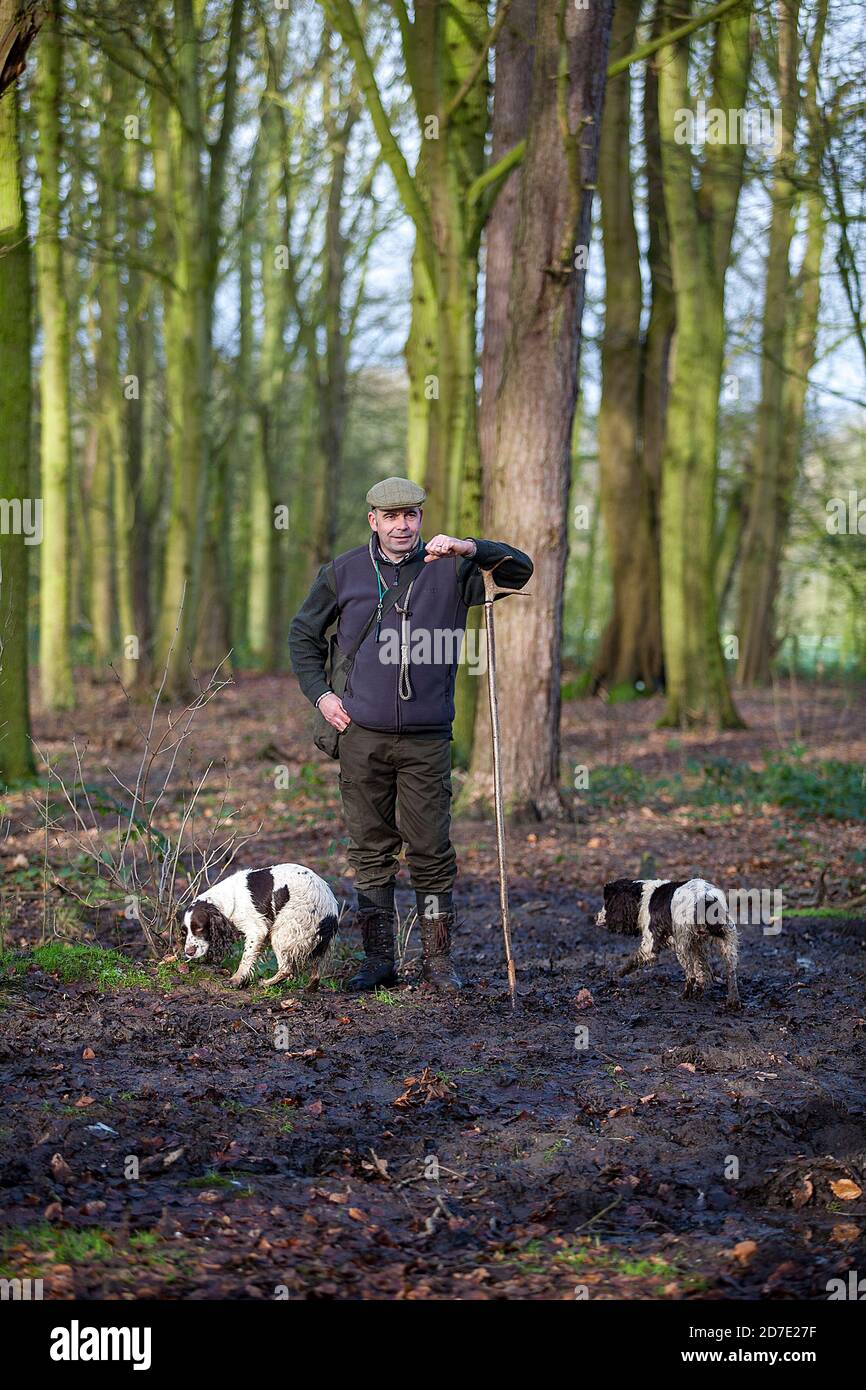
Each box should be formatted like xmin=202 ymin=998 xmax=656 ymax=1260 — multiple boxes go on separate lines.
xmin=366 ymin=476 xmax=427 ymax=510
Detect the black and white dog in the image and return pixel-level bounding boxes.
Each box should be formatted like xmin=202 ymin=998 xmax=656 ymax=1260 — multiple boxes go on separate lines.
xmin=596 ymin=877 xmax=740 ymax=1008
xmin=182 ymin=864 xmax=339 ymax=989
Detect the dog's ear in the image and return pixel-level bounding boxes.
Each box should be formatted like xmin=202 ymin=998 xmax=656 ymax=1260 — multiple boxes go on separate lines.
xmin=203 ymin=904 xmax=236 ymax=962
xmin=602 ymin=879 xmax=642 ymax=936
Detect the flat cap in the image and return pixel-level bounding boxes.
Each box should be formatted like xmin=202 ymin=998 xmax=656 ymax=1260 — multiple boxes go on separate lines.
xmin=366 ymin=476 xmax=426 ymax=510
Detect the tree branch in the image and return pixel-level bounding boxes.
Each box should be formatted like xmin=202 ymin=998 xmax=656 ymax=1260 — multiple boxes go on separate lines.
xmin=607 ymin=0 xmax=748 ymax=80
xmin=319 ymin=0 xmax=435 ymax=276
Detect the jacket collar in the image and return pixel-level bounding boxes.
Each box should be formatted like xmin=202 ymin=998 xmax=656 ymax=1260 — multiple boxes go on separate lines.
xmin=371 ymin=533 xmax=424 ymax=567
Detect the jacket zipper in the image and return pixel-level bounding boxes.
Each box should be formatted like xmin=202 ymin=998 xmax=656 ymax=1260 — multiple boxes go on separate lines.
xmin=393 ymin=568 xmax=402 ymax=732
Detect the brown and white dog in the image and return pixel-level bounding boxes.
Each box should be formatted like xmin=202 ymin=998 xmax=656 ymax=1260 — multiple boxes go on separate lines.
xmin=182 ymin=863 xmax=339 ymax=989
xmin=596 ymin=877 xmax=740 ymax=1008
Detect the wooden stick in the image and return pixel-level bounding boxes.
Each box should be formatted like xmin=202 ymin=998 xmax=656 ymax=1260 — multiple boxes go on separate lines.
xmin=482 ymin=559 xmax=530 ymax=1009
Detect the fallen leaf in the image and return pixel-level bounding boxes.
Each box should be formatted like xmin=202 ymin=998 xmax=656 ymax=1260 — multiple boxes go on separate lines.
xmin=81 ymin=1047 xmax=96 ymax=1061
xmin=792 ymin=1175 xmax=813 ymax=1209
xmin=831 ymin=1223 xmax=861 ymax=1242
xmin=73 ymin=1094 xmax=95 ymax=1108
xmin=394 ymin=1067 xmax=456 ymax=1109
xmin=725 ymin=1240 xmax=758 ymax=1266
xmin=50 ymin=1154 xmax=73 ymax=1183
xmin=574 ymin=989 xmax=593 ymax=1011
xmin=830 ymin=1178 xmax=862 ymax=1201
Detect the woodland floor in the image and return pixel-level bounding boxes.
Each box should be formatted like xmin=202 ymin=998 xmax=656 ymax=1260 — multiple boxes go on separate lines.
xmin=1 ymin=673 xmax=865 ymax=1300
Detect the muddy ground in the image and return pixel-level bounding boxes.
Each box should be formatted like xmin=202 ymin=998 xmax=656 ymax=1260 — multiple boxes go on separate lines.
xmin=1 ymin=675 xmax=865 ymax=1299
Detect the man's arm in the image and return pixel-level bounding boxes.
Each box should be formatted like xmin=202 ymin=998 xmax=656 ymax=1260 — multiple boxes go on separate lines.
xmin=288 ymin=562 xmax=339 ymax=707
xmin=457 ymin=538 xmax=533 ymax=607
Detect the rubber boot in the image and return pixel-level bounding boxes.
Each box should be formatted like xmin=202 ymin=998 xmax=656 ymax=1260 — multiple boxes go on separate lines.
xmin=346 ymin=907 xmax=397 ymax=991
xmin=419 ymin=911 xmax=463 ymax=992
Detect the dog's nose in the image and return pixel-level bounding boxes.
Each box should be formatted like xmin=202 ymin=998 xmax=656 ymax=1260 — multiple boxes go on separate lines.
xmin=184 ymin=945 xmax=196 ymax=958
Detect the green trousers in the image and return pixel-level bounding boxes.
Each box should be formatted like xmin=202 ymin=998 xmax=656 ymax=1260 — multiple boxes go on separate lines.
xmin=337 ymin=720 xmax=457 ymax=899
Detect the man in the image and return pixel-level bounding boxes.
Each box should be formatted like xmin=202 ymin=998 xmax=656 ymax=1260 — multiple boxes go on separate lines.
xmin=288 ymin=477 xmax=533 ymax=993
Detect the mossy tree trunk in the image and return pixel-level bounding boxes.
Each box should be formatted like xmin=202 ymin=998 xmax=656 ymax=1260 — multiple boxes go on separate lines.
xmin=737 ymin=0 xmax=827 ymax=685
xmin=593 ymin=0 xmax=664 ymax=695
xmin=34 ymin=0 xmax=74 ymax=712
xmin=656 ymin=0 xmax=750 ymax=728
xmin=0 ymin=0 xmax=35 ymax=780
xmin=153 ymin=0 xmax=243 ymax=692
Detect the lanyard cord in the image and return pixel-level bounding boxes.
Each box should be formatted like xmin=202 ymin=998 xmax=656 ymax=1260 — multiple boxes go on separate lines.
xmin=370 ymin=534 xmax=420 ymax=643
xmin=373 ymin=557 xmax=387 ymax=640
xmin=369 ymin=534 xmax=418 ymax=696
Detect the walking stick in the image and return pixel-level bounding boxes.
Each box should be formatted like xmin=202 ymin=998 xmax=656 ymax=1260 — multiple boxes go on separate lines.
xmin=482 ymin=557 xmax=530 ymax=1010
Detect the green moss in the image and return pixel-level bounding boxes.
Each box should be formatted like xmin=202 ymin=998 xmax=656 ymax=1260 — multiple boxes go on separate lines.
xmin=502 ymin=1238 xmax=709 ymax=1293
xmin=185 ymin=1170 xmax=253 ymax=1197
xmin=30 ymin=943 xmax=150 ymax=989
xmin=0 ymin=1224 xmax=193 ymax=1280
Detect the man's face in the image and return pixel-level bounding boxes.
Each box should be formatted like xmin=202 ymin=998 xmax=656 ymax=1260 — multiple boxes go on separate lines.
xmin=370 ymin=506 xmax=422 ymax=557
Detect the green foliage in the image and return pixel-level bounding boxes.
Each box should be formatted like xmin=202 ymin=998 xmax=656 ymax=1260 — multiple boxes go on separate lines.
xmin=185 ymin=1172 xmax=253 ymax=1197
xmin=577 ymin=746 xmax=866 ymax=821
xmin=27 ymin=943 xmax=150 ymax=989
xmin=698 ymin=750 xmax=866 ymax=820
xmin=0 ymin=1225 xmax=189 ymax=1280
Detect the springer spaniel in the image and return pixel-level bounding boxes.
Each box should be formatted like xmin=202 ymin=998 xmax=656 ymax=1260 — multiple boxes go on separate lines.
xmin=596 ymin=877 xmax=740 ymax=1008
xmin=182 ymin=863 xmax=339 ymax=989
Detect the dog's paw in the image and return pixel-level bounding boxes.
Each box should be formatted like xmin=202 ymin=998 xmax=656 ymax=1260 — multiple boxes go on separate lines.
xmin=227 ymin=973 xmax=247 ymax=989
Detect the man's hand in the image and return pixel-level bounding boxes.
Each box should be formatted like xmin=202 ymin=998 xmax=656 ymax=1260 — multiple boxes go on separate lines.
xmin=318 ymin=693 xmax=352 ymax=731
xmin=424 ymin=535 xmax=477 ymax=562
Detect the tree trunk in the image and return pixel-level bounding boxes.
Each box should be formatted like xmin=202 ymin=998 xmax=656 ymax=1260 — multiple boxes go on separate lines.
xmin=155 ymin=0 xmax=243 ymax=691
xmin=593 ymin=0 xmax=663 ymax=694
xmin=247 ymin=101 xmax=284 ymax=669
xmin=35 ymin=0 xmax=74 ymax=712
xmin=124 ymin=95 xmax=154 ymax=682
xmin=0 ymin=11 xmax=35 ymax=780
xmin=152 ymin=17 xmax=209 ymax=689
xmin=737 ymin=0 xmax=827 ymax=685
xmin=460 ymin=0 xmax=615 ymax=820
xmin=656 ymin=0 xmax=749 ymax=728
xmin=460 ymin=0 xmax=536 ymax=770
xmin=737 ymin=0 xmax=800 ymax=685
xmin=312 ymin=65 xmax=357 ymax=569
